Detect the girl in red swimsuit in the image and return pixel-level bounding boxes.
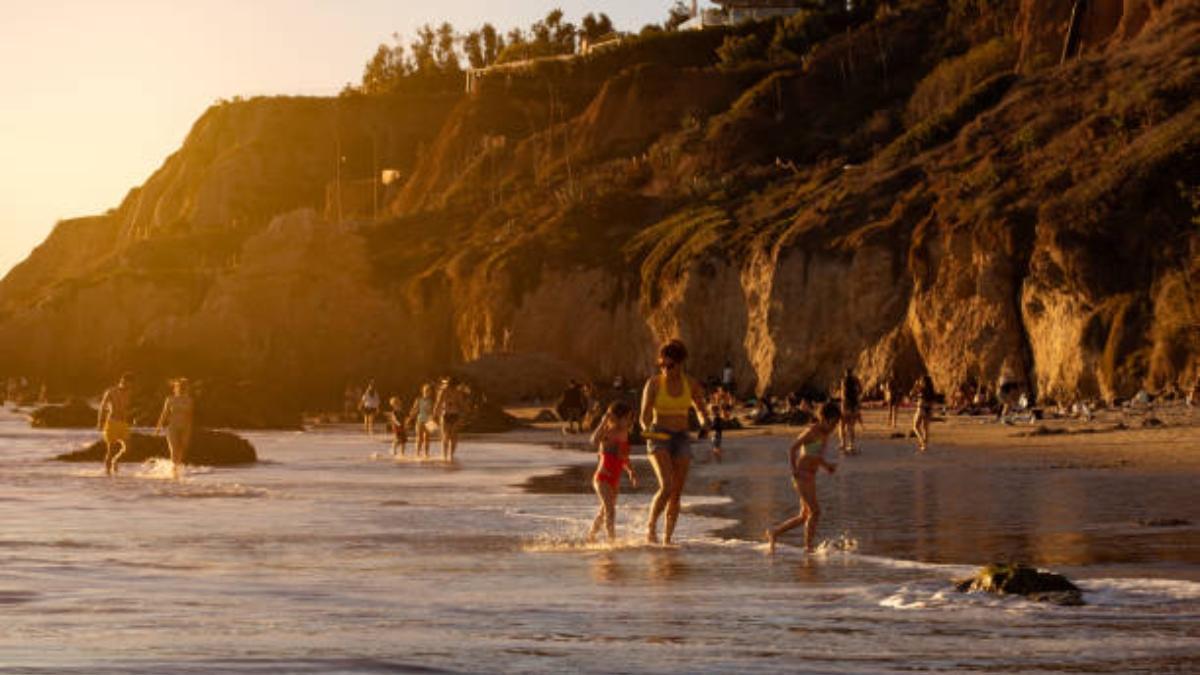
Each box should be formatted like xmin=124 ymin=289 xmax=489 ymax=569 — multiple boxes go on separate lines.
xmin=587 ymin=401 xmax=638 ymax=543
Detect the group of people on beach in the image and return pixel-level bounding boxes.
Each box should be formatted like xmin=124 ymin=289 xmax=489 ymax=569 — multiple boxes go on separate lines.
xmin=580 ymin=340 xmax=952 ymax=552
xmin=358 ymin=377 xmax=473 ymax=462
xmin=94 ymin=373 xmax=194 ymax=480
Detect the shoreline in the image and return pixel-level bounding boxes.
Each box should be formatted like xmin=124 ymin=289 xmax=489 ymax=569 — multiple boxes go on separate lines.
xmin=498 ymin=403 xmax=1200 ymax=580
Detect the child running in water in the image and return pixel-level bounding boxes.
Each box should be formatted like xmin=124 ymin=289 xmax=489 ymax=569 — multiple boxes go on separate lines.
xmin=766 ymin=401 xmax=841 ymax=553
xmin=387 ymin=396 xmax=407 ymax=457
xmin=587 ymin=401 xmax=638 ymax=543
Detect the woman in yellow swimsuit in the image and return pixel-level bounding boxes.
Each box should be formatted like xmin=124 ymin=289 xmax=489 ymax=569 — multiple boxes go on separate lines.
xmin=640 ymin=339 xmax=709 ymax=545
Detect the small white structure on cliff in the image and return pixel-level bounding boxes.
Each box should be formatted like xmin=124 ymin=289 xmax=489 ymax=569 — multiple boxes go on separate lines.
xmin=681 ymin=0 xmax=821 ymax=30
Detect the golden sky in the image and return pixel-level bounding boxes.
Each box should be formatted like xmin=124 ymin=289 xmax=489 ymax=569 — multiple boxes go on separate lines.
xmin=0 ymin=0 xmax=668 ymax=277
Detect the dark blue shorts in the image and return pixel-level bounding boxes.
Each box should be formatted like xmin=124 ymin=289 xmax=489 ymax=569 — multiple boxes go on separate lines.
xmin=647 ymin=428 xmax=691 ymax=459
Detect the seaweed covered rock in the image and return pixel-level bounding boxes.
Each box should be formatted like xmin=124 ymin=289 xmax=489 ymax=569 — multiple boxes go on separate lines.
xmin=29 ymin=399 xmax=98 ymax=429
xmin=55 ymin=429 xmax=257 ymax=466
xmin=955 ymin=563 xmax=1084 ymax=605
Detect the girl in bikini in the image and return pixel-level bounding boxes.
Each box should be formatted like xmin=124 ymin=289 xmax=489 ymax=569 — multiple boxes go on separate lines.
xmin=586 ymin=401 xmax=639 ymax=543
xmin=407 ymin=384 xmax=435 ymax=459
xmin=766 ymin=401 xmax=841 ymax=553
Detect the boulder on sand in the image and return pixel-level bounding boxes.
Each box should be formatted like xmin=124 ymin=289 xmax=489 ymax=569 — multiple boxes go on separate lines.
xmin=54 ymin=429 xmax=257 ymax=466
xmin=955 ymin=563 xmax=1084 ymax=605
xmin=29 ymin=399 xmax=98 ymax=429
xmin=463 ymin=401 xmax=524 ymax=433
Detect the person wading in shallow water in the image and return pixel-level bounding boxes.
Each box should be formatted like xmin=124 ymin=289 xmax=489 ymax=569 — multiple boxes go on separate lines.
xmin=640 ymin=340 xmax=709 ymax=545
xmin=434 ymin=378 xmax=468 ymax=462
xmin=766 ymin=401 xmax=841 ymax=554
xmin=98 ymin=373 xmax=134 ymax=476
xmin=408 ymin=384 xmax=436 ymax=459
xmin=155 ymin=378 xmax=194 ymax=480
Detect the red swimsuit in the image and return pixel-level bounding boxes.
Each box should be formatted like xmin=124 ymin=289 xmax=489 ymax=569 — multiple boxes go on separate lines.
xmin=595 ymin=437 xmax=630 ymax=488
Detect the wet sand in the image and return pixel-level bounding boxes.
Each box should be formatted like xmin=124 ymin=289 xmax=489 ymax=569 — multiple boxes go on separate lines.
xmin=505 ymin=403 xmax=1200 ymax=581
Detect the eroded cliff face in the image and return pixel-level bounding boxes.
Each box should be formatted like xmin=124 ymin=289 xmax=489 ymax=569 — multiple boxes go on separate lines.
xmin=1 ymin=0 xmax=1196 ymax=404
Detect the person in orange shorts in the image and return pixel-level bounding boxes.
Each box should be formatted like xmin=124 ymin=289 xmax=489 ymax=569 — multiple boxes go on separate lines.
xmin=98 ymin=373 xmax=134 ymax=476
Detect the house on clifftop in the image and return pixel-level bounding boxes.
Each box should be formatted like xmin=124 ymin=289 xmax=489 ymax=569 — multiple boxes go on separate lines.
xmin=681 ymin=0 xmax=826 ymax=30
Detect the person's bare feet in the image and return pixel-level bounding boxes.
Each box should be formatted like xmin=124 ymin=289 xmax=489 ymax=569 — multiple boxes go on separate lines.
xmin=765 ymin=529 xmax=777 ymax=555
xmin=645 ymin=529 xmax=659 ymax=545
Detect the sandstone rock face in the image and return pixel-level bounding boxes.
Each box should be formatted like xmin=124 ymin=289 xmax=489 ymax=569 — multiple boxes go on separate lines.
xmin=1015 ymin=0 xmax=1166 ymax=72
xmin=0 ymin=1 xmax=1196 ymax=406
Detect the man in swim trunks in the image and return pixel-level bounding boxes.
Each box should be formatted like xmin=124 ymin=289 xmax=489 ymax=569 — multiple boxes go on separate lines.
xmin=98 ymin=373 xmax=134 ymax=476
xmin=640 ymin=339 xmax=709 ymax=545
xmin=434 ymin=378 xmax=469 ymax=462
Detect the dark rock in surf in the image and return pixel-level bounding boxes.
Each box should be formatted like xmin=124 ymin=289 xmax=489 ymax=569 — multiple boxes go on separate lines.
xmin=954 ymin=563 xmax=1084 ymax=606
xmin=54 ymin=429 xmax=257 ymax=466
xmin=29 ymin=399 xmax=98 ymax=429
xmin=462 ymin=401 xmax=524 ymax=433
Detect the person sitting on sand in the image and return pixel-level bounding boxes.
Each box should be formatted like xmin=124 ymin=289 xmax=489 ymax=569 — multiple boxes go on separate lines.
xmin=387 ymin=396 xmax=407 ymax=457
xmin=911 ymin=374 xmax=935 ymax=452
xmin=360 ymin=381 xmax=381 ymax=436
xmin=766 ymin=401 xmax=841 ymax=553
xmin=434 ymin=378 xmax=468 ymax=461
xmin=587 ymin=400 xmax=639 ymax=543
xmin=98 ymin=373 xmax=134 ymax=476
xmin=838 ymin=368 xmax=863 ymax=454
xmin=407 ymin=384 xmax=436 ymax=459
xmin=640 ymin=339 xmax=709 ymax=545
xmin=155 ymin=378 xmax=194 ymax=480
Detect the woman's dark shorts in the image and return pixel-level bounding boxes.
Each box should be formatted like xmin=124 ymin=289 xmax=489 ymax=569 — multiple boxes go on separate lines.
xmin=647 ymin=427 xmax=691 ymax=459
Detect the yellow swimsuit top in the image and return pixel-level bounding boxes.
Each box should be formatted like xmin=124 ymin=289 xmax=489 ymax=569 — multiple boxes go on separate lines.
xmin=653 ymin=373 xmax=693 ymax=421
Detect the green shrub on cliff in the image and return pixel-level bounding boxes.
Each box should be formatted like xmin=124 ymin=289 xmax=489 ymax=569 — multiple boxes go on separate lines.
xmin=906 ymin=37 xmax=1018 ymax=125
xmin=883 ymin=71 xmax=1018 ymax=162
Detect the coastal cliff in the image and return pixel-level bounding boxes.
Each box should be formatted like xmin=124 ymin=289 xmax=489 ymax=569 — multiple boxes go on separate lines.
xmin=1 ymin=0 xmax=1196 ymax=405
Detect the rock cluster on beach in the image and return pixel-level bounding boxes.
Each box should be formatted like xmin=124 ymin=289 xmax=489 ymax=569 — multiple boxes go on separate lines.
xmin=55 ymin=430 xmax=257 ymax=466
xmin=955 ymin=563 xmax=1084 ymax=606
xmin=0 ymin=1 xmax=1195 ymax=405
xmin=29 ymin=400 xmax=97 ymax=429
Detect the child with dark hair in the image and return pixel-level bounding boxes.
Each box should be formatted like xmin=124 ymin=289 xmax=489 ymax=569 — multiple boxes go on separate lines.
xmin=766 ymin=401 xmax=841 ymax=553
xmin=587 ymin=400 xmax=639 ymax=543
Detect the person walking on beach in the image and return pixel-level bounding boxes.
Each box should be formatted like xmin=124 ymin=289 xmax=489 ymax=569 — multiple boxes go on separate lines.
xmin=434 ymin=378 xmax=467 ymax=461
xmin=360 ymin=381 xmax=381 ymax=435
xmin=587 ymin=400 xmax=639 ymax=543
xmin=387 ymin=396 xmax=408 ymax=457
xmin=911 ymin=374 xmax=935 ymax=452
xmin=640 ymin=339 xmax=709 ymax=545
xmin=766 ymin=401 xmax=841 ymax=554
xmin=408 ymin=384 xmax=436 ymax=459
xmin=154 ymin=378 xmax=194 ymax=480
xmin=883 ymin=373 xmax=899 ymax=428
xmin=708 ymin=385 xmax=733 ymax=462
xmin=838 ymin=368 xmax=863 ymax=454
xmin=97 ymin=373 xmax=134 ymax=476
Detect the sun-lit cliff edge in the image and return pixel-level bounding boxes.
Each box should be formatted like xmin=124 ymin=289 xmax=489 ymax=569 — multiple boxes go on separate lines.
xmin=1 ymin=0 xmax=1196 ymax=407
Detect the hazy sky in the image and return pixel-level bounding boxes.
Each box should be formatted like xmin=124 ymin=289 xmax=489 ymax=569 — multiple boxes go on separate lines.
xmin=0 ymin=0 xmax=675 ymax=277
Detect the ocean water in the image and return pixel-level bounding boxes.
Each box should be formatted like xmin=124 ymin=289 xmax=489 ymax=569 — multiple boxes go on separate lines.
xmin=1 ymin=409 xmax=1197 ymax=674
